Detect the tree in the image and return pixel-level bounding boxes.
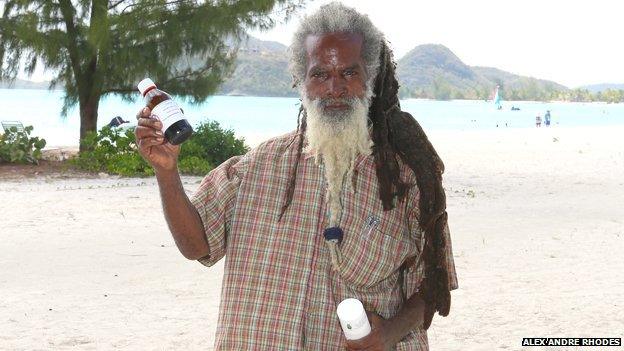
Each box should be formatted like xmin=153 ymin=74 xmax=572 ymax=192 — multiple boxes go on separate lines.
xmin=0 ymin=0 xmax=304 ymax=151
xmin=432 ymin=76 xmax=451 ymax=100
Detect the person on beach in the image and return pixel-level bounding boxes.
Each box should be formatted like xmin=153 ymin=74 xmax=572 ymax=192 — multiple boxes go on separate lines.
xmin=544 ymin=110 xmax=551 ymax=127
xmin=135 ymin=3 xmax=457 ymax=350
xmin=536 ymin=114 xmax=542 ymax=127
xmin=108 ymin=116 xmax=129 ymax=128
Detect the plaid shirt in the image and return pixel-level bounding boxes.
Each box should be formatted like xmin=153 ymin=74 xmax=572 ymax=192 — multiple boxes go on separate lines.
xmin=191 ymin=131 xmax=458 ymax=350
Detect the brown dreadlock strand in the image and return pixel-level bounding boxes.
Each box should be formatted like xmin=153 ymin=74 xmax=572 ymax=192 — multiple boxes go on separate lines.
xmin=278 ymin=39 xmax=452 ymax=330
xmin=369 ymin=42 xmax=451 ymax=329
xmin=278 ymin=105 xmax=306 ymax=222
xmin=369 ymin=43 xmax=410 ymax=209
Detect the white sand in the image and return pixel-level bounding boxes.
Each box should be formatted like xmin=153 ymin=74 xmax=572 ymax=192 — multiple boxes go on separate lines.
xmin=1 ymin=126 xmax=623 ymax=350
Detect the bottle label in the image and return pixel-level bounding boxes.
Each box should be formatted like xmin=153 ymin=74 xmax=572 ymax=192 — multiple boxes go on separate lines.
xmin=151 ymin=100 xmax=185 ymax=132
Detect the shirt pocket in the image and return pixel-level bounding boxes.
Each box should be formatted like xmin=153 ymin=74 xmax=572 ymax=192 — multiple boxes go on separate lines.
xmin=337 ymin=214 xmax=416 ymax=291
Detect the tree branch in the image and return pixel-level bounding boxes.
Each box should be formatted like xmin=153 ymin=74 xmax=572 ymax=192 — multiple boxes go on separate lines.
xmin=101 ymin=87 xmax=134 ymax=94
xmin=108 ymin=0 xmax=127 ymax=10
xmin=57 ymin=0 xmax=83 ymax=85
xmin=160 ymin=65 xmax=213 ymax=86
xmin=120 ymin=0 xmax=193 ymax=15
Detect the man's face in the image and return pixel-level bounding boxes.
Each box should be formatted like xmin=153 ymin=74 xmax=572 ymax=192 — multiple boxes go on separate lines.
xmin=303 ymin=32 xmax=368 ymax=115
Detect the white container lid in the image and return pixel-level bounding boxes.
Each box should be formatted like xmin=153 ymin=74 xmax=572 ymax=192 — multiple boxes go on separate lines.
xmin=337 ymin=298 xmax=371 ymax=340
xmin=137 ymin=78 xmax=156 ymax=95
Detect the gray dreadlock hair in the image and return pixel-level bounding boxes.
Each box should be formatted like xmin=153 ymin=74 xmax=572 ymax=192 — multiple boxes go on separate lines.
xmin=282 ymin=2 xmax=453 ymax=330
xmin=288 ymin=2 xmax=384 ymax=91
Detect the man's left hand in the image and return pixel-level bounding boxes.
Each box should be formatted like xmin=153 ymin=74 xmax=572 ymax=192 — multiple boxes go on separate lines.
xmin=344 ymin=313 xmax=394 ymax=351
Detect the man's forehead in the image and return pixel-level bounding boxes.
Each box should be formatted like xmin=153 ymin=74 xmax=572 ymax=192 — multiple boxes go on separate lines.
xmin=304 ymin=32 xmax=364 ymax=62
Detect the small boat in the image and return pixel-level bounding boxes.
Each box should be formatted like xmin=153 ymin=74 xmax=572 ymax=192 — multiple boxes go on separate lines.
xmin=493 ymin=85 xmax=502 ymax=110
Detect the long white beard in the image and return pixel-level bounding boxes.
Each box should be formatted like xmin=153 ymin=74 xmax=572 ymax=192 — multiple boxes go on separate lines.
xmin=303 ymin=94 xmax=373 ymax=226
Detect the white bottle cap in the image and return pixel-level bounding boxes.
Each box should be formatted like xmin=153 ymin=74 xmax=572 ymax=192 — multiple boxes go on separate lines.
xmin=137 ymin=78 xmax=156 ymax=95
xmin=337 ymin=298 xmax=371 ymax=340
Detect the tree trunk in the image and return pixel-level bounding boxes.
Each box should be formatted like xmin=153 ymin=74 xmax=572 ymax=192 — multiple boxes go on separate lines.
xmin=78 ymin=94 xmax=100 ymax=153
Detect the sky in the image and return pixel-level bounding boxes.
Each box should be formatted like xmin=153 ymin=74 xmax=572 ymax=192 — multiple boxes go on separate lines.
xmin=248 ymin=0 xmax=624 ymax=88
xmin=21 ymin=0 xmax=624 ymax=88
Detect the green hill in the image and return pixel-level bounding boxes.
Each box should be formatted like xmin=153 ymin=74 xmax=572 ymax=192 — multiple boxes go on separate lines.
xmin=217 ymin=36 xmax=296 ymax=97
xmin=396 ymin=44 xmax=569 ymax=100
xmin=395 ymin=44 xmax=491 ymax=99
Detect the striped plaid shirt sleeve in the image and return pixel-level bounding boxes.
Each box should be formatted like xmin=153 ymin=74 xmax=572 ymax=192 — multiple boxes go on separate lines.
xmin=189 ymin=153 xmax=250 ymax=267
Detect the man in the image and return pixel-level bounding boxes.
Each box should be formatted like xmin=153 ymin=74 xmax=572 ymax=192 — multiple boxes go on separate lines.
xmin=136 ymin=2 xmax=457 ymax=350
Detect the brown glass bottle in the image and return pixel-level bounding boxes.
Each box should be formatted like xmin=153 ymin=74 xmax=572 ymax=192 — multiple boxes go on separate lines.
xmin=137 ymin=78 xmax=193 ymax=145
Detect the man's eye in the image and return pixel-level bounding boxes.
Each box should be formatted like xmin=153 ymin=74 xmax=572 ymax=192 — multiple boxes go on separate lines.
xmin=344 ymin=70 xmax=356 ymax=77
xmin=312 ymin=72 xmax=326 ymax=79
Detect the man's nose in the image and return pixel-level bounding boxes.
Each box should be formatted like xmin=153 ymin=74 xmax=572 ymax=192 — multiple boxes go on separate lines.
xmin=326 ymin=76 xmax=347 ymax=98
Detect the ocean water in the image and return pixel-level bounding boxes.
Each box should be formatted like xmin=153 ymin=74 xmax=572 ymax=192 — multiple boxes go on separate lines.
xmin=1 ymin=88 xmax=623 ymax=147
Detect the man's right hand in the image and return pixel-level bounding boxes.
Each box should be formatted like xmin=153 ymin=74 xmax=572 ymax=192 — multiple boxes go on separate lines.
xmin=135 ymin=107 xmax=181 ymax=172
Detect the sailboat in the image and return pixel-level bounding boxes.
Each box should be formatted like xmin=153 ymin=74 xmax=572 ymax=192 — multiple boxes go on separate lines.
xmin=493 ymin=85 xmax=502 ymax=110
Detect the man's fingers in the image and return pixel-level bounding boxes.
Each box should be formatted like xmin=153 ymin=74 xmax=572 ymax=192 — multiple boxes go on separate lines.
xmin=136 ymin=107 xmax=152 ymax=120
xmin=137 ymin=136 xmax=165 ymax=149
xmin=137 ymin=117 xmax=163 ymax=131
xmin=142 ymin=107 xmax=152 ymax=118
xmin=135 ymin=125 xmax=164 ymax=140
xmin=136 ymin=107 xmax=151 ymax=120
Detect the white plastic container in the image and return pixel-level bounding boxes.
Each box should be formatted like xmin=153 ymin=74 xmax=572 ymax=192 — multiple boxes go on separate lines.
xmin=336 ymin=298 xmax=371 ymax=340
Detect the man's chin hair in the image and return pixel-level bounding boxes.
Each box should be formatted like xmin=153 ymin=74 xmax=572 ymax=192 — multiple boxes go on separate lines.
xmin=301 ymin=91 xmax=372 ymax=148
xmin=303 ymin=97 xmax=357 ymax=134
xmin=302 ymin=93 xmax=372 ymax=225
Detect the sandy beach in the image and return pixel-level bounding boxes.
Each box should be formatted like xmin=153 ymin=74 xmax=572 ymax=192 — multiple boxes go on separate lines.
xmin=1 ymin=125 xmax=623 ymax=350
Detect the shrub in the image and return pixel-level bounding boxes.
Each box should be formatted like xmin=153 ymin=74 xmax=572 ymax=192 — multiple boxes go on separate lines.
xmin=180 ymin=120 xmax=249 ymax=166
xmin=72 ymin=119 xmax=248 ymax=177
xmin=0 ymin=125 xmax=47 ymax=164
xmin=71 ymin=126 xmax=153 ymax=176
xmin=178 ymin=155 xmax=213 ymax=175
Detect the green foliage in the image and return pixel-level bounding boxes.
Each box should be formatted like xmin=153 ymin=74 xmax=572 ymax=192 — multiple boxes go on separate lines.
xmin=432 ymin=76 xmax=452 ymax=100
xmin=71 ymin=126 xmax=154 ymax=176
xmin=72 ymin=120 xmax=248 ymax=177
xmin=178 ymin=156 xmax=213 ymax=176
xmin=0 ymin=0 xmax=305 ymax=145
xmin=0 ymin=125 xmax=47 ymax=164
xmin=548 ymin=88 xmax=624 ymax=103
xmin=180 ymin=120 xmax=249 ymax=167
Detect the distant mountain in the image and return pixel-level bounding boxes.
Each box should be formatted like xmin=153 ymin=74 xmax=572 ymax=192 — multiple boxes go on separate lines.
xmin=218 ymin=36 xmax=296 ymax=97
xmin=395 ymin=44 xmax=490 ymax=99
xmin=0 ymin=78 xmax=52 ymax=90
xmin=396 ymin=44 xmax=568 ymax=100
xmin=577 ymin=83 xmax=624 ymax=93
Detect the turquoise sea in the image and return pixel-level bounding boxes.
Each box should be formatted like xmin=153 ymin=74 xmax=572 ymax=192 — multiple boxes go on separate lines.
xmin=1 ymin=89 xmax=623 ymax=147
